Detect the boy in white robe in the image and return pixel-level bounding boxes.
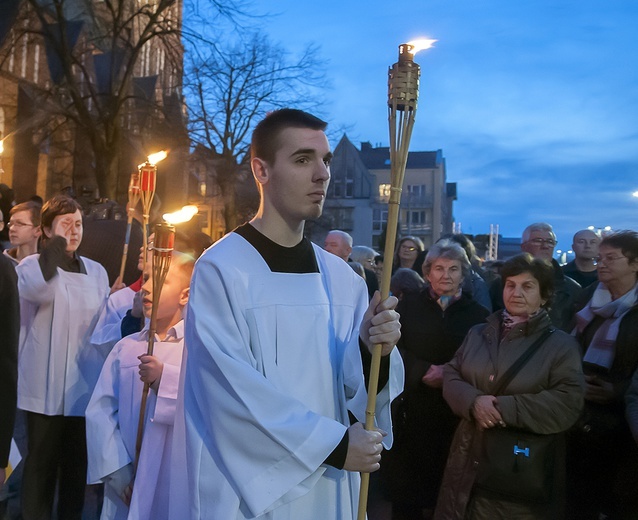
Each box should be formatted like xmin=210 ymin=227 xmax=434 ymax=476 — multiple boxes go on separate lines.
xmin=171 ymin=109 xmax=405 ymax=519
xmin=86 ymin=252 xmax=193 ymax=520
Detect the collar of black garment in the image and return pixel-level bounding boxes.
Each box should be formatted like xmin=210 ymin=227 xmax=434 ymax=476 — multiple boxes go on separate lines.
xmin=233 ymin=223 xmax=319 ymax=274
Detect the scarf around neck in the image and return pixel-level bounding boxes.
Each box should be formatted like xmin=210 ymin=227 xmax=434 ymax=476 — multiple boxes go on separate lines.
xmin=576 ymin=282 xmax=638 ymax=369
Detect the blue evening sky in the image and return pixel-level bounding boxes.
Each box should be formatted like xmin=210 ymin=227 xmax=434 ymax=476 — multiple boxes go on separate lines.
xmin=261 ymin=0 xmax=638 ymax=250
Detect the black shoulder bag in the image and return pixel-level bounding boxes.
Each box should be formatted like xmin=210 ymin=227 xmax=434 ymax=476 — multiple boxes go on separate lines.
xmin=474 ymin=328 xmax=558 ymax=504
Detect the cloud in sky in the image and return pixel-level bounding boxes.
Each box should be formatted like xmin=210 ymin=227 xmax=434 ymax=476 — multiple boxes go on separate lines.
xmin=263 ymin=0 xmax=638 ymax=247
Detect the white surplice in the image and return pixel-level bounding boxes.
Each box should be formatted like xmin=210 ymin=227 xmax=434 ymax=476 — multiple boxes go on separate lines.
xmin=86 ymin=322 xmax=184 ymax=520
xmin=170 ymin=232 xmax=404 ymax=520
xmin=16 ymin=254 xmax=109 ymax=416
xmin=90 ymin=286 xmax=136 ymax=352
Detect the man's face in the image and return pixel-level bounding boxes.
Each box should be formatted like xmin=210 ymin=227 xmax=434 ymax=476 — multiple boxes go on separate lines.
xmin=572 ymin=230 xmax=600 ymax=261
xmin=521 ymin=229 xmax=556 ymax=261
xmin=324 ymin=233 xmax=351 ymax=261
xmin=8 ymin=210 xmax=41 ymax=247
xmin=259 ymin=127 xmax=332 ymax=225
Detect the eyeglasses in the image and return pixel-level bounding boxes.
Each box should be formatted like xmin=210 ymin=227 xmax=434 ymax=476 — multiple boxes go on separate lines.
xmin=7 ymin=221 xmax=35 ymax=229
xmin=400 ymin=245 xmax=417 ymax=251
xmin=595 ymin=255 xmax=627 ymax=265
xmin=526 ymin=238 xmax=557 ymax=247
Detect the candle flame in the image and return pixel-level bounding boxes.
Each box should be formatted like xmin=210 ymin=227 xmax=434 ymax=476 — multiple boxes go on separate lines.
xmin=163 ymin=205 xmax=198 ymax=225
xmin=147 ymin=150 xmax=168 ymax=166
xmin=406 ymin=39 xmax=437 ymax=55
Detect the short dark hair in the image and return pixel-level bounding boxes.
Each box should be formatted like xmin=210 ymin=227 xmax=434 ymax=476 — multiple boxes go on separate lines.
xmin=250 ymin=109 xmax=327 ymax=164
xmin=41 ymin=194 xmax=82 ymax=231
xmin=501 ymin=253 xmax=554 ymax=305
xmin=10 ymin=200 xmax=42 ymax=227
xmin=599 ymin=230 xmax=638 ymax=265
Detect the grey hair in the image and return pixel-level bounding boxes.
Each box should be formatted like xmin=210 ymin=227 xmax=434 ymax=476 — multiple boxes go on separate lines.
xmin=327 ymin=230 xmax=353 ymax=247
xmin=522 ymin=222 xmax=555 ymax=243
xmin=350 ymin=245 xmax=377 ymax=265
xmin=422 ymin=239 xmax=471 ymax=279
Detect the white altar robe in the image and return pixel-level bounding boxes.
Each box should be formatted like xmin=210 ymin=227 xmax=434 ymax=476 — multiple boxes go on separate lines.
xmin=171 ymin=232 xmax=404 ymax=520
xmin=86 ymin=322 xmax=184 ymax=520
xmin=17 ymin=254 xmax=109 ymax=416
xmin=90 ymin=286 xmax=136 ymax=353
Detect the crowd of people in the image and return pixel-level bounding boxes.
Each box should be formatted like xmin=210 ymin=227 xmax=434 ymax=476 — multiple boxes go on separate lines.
xmin=0 ymin=108 xmax=637 ymax=520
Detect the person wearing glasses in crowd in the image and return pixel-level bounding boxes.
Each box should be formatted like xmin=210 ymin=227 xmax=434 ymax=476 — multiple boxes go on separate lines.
xmin=3 ymin=201 xmax=42 ymax=266
xmin=566 ymin=230 xmax=638 ymax=520
xmin=350 ymin=245 xmax=380 ymax=299
xmin=490 ymin=223 xmax=582 ymax=331
xmin=393 ymin=236 xmax=426 ymax=274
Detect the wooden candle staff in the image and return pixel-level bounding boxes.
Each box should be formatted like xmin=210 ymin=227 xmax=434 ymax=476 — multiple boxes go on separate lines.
xmin=357 ymin=40 xmax=434 ymax=520
xmin=118 ymin=171 xmax=141 ymax=282
xmin=133 ymin=222 xmax=175 ymax=474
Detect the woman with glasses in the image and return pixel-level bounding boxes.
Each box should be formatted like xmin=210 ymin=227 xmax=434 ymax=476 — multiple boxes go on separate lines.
xmin=567 ymin=230 xmax=638 ymax=520
xmin=393 ymin=235 xmax=425 ymax=274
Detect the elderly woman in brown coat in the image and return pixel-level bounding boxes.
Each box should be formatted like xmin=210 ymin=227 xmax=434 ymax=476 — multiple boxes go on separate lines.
xmin=434 ymin=254 xmax=584 ymax=520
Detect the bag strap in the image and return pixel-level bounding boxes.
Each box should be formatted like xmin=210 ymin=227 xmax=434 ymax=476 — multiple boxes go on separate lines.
xmin=492 ymin=327 xmax=555 ymax=395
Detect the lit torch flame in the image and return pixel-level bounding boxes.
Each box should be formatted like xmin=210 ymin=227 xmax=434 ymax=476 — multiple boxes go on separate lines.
xmin=406 ymin=39 xmax=437 ymax=55
xmin=146 ymin=150 xmax=168 ymax=166
xmin=163 ymin=205 xmax=199 ymax=225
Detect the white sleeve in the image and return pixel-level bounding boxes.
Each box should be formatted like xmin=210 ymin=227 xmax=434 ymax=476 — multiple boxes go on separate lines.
xmin=85 ymin=343 xmax=132 ymax=484
xmin=16 ymin=255 xmax=56 ymax=304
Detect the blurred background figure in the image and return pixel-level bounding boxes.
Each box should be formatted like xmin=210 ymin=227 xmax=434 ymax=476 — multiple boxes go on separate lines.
xmin=350 ymin=245 xmax=379 ymax=299
xmin=393 ymin=236 xmax=425 ymax=274
xmin=562 ymin=229 xmax=600 ymax=289
xmin=323 ymin=229 xmax=352 ymax=262
xmin=390 ymin=267 xmax=424 ymax=301
xmin=440 ymin=233 xmax=492 ymax=312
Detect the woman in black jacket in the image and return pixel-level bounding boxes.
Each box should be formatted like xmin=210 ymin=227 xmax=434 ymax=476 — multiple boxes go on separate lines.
xmin=381 ymin=240 xmax=489 ymax=519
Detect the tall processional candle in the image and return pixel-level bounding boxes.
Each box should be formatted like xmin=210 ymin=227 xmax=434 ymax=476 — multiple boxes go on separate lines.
xmin=118 ymin=171 xmax=142 ymax=281
xmin=357 ymin=39 xmax=435 ymax=520
xmin=139 ymin=150 xmax=167 ymax=273
xmin=133 ymin=222 xmax=175 ymax=475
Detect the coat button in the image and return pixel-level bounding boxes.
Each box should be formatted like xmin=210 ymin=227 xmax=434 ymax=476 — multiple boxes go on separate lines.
xmin=473 ymin=460 xmax=479 ymax=467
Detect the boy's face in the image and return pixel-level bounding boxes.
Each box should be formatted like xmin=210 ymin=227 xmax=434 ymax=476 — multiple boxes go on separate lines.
xmin=141 ymin=258 xmax=190 ymax=322
xmin=257 ymin=127 xmax=332 ymax=224
xmin=8 ymin=210 xmax=41 ymax=247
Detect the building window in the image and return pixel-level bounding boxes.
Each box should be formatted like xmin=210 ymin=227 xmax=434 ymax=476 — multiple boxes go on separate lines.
xmin=407 ymin=184 xmax=426 ymax=197
xmin=409 ymin=210 xmax=426 ymax=226
xmin=378 ymin=183 xmax=391 ymax=201
xmin=373 ymin=208 xmax=388 ymax=232
xmin=345 ymin=178 xmax=353 ymax=198
xmin=333 ymin=179 xmax=343 ymax=198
